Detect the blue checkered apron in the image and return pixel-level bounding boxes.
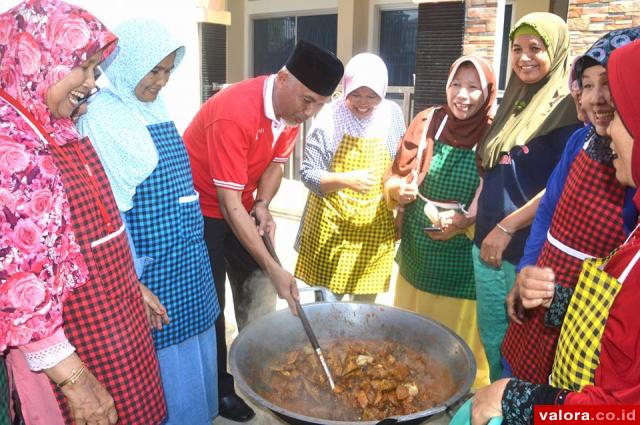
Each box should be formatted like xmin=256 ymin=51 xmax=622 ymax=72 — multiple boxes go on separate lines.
xmin=125 ymin=121 xmax=220 ymax=349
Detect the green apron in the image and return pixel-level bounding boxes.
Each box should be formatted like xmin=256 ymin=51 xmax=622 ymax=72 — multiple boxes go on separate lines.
xmin=295 ymin=134 xmax=395 ymax=294
xmin=0 ymin=358 xmax=9 ymax=425
xmin=397 ymin=140 xmax=479 ymax=299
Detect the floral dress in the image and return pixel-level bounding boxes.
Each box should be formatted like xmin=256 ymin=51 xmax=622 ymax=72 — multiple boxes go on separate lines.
xmin=1 ymin=1 xmax=166 ymax=423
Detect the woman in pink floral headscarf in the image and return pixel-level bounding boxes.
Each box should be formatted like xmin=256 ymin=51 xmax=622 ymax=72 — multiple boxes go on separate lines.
xmin=0 ymin=1 xmax=166 ymax=424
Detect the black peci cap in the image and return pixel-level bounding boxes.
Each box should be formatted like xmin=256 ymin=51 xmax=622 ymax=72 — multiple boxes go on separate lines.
xmin=285 ymin=40 xmax=344 ymax=96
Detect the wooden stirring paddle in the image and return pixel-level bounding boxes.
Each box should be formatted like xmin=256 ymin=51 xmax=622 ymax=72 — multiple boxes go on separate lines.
xmin=259 ymin=230 xmax=336 ymax=391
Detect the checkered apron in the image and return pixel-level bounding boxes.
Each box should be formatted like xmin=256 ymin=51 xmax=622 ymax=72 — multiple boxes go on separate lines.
xmin=124 ymin=122 xmax=220 ymax=349
xmin=396 ymin=140 xmax=479 ymax=299
xmin=51 ymin=140 xmax=167 ymax=424
xmin=295 ymin=134 xmax=395 ymax=294
xmin=501 ymin=149 xmax=626 ymax=384
xmin=1 ymin=90 xmax=166 ymax=424
xmin=0 ymin=360 xmax=7 ymax=425
xmin=549 ymin=253 xmax=624 ymax=390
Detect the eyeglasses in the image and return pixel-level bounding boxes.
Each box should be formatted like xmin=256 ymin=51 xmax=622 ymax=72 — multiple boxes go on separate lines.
xmin=71 ymin=66 xmax=102 ymax=120
xmin=70 ymin=66 xmax=103 ymax=117
xmin=70 ymin=86 xmax=100 ymax=119
xmin=76 ymin=85 xmax=100 ymax=107
xmin=76 ymin=66 xmax=103 ymax=106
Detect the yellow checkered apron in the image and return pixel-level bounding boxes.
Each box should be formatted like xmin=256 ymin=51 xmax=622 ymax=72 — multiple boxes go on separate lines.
xmin=295 ymin=134 xmax=395 ymax=294
xmin=550 ymin=253 xmax=622 ymax=390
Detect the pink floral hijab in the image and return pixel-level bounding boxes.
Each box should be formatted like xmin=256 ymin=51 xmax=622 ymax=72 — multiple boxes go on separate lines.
xmin=0 ymin=0 xmax=117 ymax=145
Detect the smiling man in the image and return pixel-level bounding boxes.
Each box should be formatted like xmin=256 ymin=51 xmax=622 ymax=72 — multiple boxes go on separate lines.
xmin=183 ymin=40 xmax=343 ymax=422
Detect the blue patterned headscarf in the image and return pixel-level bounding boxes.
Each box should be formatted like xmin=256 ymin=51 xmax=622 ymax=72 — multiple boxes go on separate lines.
xmin=575 ymin=26 xmax=640 ymax=87
xmin=78 ymin=18 xmax=185 ymax=211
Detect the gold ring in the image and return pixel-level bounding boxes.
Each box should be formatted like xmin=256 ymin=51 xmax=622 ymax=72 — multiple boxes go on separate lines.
xmin=489 ymin=256 xmax=496 ymax=260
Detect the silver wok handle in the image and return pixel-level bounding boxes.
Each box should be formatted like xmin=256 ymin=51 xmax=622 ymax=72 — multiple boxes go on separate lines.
xmin=297 ymin=285 xmax=338 ymax=303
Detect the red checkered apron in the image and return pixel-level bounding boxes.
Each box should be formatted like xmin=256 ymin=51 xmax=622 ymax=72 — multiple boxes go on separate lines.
xmin=3 ymin=92 xmax=166 ymax=424
xmin=501 ymin=149 xmax=626 ymax=384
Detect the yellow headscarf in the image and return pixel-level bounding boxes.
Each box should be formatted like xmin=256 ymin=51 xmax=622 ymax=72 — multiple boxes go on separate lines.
xmin=479 ymin=12 xmax=578 ymax=169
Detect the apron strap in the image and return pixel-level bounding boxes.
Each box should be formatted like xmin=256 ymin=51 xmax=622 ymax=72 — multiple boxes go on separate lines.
xmin=415 ymin=109 xmax=435 ymax=173
xmin=619 ymin=241 xmax=640 ymax=284
xmin=415 ymin=109 xmax=447 ymax=171
xmin=546 ymin=231 xmax=595 ymax=261
xmin=0 ymin=89 xmax=50 ymax=145
xmin=435 ymin=115 xmax=447 ymax=140
xmin=617 ymin=223 xmax=640 ymax=283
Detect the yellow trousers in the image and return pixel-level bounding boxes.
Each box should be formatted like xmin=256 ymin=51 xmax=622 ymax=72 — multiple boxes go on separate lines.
xmin=394 ymin=274 xmax=490 ymax=389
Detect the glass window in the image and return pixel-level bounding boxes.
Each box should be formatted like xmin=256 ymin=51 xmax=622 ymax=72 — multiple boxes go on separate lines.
xmin=253 ymin=17 xmax=295 ymax=76
xmin=297 ymin=15 xmax=338 ymax=55
xmin=379 ymin=9 xmax=418 ymax=86
xmin=199 ymin=22 xmax=227 ymax=103
xmin=253 ymin=14 xmax=337 ymax=76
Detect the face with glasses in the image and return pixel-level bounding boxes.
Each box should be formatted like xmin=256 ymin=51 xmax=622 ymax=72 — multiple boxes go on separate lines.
xmin=46 ymin=51 xmax=103 ymax=120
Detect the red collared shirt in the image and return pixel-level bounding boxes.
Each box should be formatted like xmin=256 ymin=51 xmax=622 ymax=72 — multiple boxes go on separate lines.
xmin=183 ymin=75 xmax=299 ymax=218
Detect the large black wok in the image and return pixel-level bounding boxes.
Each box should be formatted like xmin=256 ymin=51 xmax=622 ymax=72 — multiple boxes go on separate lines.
xmin=229 ymin=302 xmax=476 ymax=424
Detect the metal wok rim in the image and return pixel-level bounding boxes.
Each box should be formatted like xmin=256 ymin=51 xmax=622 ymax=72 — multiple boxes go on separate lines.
xmin=229 ymin=302 xmax=476 ymax=425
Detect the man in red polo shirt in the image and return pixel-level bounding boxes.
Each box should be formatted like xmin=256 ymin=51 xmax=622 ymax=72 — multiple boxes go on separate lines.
xmin=183 ymin=40 xmax=343 ymax=422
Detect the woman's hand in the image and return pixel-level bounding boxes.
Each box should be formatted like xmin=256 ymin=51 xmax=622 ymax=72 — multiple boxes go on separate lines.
xmin=343 ymin=169 xmax=376 ymax=193
xmin=505 ymin=281 xmax=526 ymax=324
xmin=428 ymin=210 xmax=473 ymax=241
xmin=517 ymin=266 xmax=555 ymax=309
xmin=436 ymin=210 xmax=474 ymax=230
xmin=471 ymin=378 xmax=510 ymax=425
xmin=139 ymin=283 xmax=169 ymax=330
xmin=479 ymin=225 xmax=512 ymax=268
xmin=426 ymin=222 xmax=465 ymax=241
xmin=435 ymin=209 xmax=456 ymax=229
xmin=385 ymin=174 xmax=419 ymax=205
xmin=62 ymin=368 xmax=118 ymax=425
xmin=46 ymin=353 xmax=118 ymax=425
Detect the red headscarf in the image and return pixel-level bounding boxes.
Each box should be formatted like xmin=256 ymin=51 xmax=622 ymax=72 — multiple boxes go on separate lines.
xmin=608 ymin=40 xmax=640 ymax=208
xmin=0 ymin=0 xmax=117 ymax=145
